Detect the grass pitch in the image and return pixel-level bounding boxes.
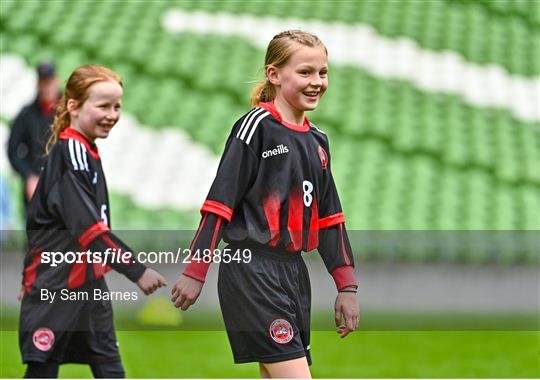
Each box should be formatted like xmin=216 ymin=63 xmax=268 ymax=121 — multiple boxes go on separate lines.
xmin=1 ymin=329 xmax=538 ymax=378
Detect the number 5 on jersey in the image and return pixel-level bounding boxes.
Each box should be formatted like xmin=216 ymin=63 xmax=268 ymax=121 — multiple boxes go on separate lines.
xmin=101 ymin=204 xmax=108 ymax=226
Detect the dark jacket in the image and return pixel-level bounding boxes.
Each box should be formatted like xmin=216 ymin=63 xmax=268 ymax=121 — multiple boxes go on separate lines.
xmin=8 ymin=97 xmax=53 ymax=179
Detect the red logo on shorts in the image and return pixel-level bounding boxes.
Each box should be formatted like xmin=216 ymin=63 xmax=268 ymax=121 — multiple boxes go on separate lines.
xmin=269 ymin=319 xmax=293 ymax=344
xmin=32 ymin=328 xmax=54 ymax=352
xmin=318 ymin=146 xmax=328 ymax=170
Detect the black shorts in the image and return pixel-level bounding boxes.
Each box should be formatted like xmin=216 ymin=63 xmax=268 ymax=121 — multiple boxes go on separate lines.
xmin=218 ymin=243 xmax=312 ymax=365
xmin=19 ymin=278 xmax=121 ymax=364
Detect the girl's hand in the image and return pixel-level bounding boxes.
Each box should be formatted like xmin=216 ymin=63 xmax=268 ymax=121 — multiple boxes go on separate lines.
xmin=171 ymin=274 xmax=204 ymax=311
xmin=137 ymin=268 xmax=167 ymax=295
xmin=334 ymin=288 xmax=359 ymax=338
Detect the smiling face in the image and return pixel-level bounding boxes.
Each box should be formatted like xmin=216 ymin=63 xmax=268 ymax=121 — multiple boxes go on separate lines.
xmin=268 ymin=44 xmax=328 ymax=123
xmin=68 ymin=80 xmax=123 ymax=141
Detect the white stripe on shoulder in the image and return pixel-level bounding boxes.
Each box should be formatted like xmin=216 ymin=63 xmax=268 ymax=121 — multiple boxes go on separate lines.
xmin=68 ymin=139 xmax=79 ymax=170
xmin=74 ymin=141 xmax=86 ymax=172
xmin=80 ymin=143 xmax=90 ymax=171
xmin=236 ymin=107 xmax=262 ymax=139
xmin=310 ymin=122 xmax=326 ymax=134
xmin=245 ymin=110 xmax=270 ymax=144
xmin=238 ymin=107 xmax=265 ymax=140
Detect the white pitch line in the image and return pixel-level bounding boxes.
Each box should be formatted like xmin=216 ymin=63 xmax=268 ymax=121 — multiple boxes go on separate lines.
xmin=162 ymin=9 xmax=540 ymax=123
xmin=0 ymin=54 xmax=219 ymax=211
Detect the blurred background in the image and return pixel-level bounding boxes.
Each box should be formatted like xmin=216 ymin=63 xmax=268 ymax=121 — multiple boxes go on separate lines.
xmin=0 ymin=0 xmax=539 ymax=378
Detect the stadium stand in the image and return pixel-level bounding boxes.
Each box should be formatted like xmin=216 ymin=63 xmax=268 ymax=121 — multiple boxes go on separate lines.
xmin=1 ymin=0 xmax=538 ymax=262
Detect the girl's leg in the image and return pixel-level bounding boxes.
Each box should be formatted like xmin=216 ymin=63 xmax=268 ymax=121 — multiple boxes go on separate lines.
xmin=261 ymin=357 xmax=311 ymax=378
xmin=90 ymin=360 xmax=125 ymax=378
xmin=259 ymin=363 xmax=270 ymax=378
xmin=24 ymin=361 xmax=59 ymax=378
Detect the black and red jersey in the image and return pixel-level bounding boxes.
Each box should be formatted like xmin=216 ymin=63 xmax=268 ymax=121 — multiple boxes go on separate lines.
xmin=23 ymin=127 xmax=145 ymax=295
xmin=184 ymin=101 xmax=357 ymax=290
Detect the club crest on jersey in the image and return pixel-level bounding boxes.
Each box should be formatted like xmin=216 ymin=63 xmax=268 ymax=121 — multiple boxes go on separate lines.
xmin=32 ymin=327 xmax=54 ymax=351
xmin=262 ymin=144 xmax=289 ymax=159
xmin=269 ymin=318 xmax=294 ymax=344
xmin=318 ymin=145 xmax=328 ymax=170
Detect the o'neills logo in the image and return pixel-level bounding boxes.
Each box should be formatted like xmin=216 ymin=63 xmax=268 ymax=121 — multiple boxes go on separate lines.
xmin=262 ymin=144 xmax=289 ymax=158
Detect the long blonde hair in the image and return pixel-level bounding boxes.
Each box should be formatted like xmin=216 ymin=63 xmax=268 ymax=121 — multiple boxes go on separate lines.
xmin=250 ymin=30 xmax=327 ymax=107
xmin=46 ymin=64 xmax=122 ymax=153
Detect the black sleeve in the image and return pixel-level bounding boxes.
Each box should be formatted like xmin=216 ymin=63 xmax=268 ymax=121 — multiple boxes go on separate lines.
xmin=318 ymin=137 xmax=345 ymax=223
xmin=87 ymin=232 xmax=146 ymax=282
xmin=183 ymin=212 xmax=225 ymax=282
xmin=8 ymin=111 xmax=35 ymax=178
xmin=201 ymin=133 xmax=259 ymax=221
xmin=317 ymin=135 xmax=357 ymax=290
xmin=318 ymin=223 xmax=357 ymax=290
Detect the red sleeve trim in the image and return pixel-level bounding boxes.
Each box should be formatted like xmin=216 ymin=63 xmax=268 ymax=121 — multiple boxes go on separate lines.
xmin=201 ymin=200 xmax=233 ymax=222
xmin=183 ymin=261 xmax=211 ymax=283
xmin=79 ymin=221 xmax=110 ymax=250
xmin=331 ymin=266 xmax=358 ymax=291
xmin=183 ymin=215 xmax=222 ymax=283
xmin=319 ymin=212 xmax=345 ymax=229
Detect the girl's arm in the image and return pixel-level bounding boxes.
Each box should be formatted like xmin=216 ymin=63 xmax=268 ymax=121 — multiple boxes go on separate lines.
xmin=46 ymin=150 xmax=165 ymax=292
xmin=318 ymin=222 xmax=359 ymax=338
xmin=317 ymin=136 xmax=359 ymax=337
xmin=171 ymin=212 xmax=225 ymax=310
xmin=172 ymin=116 xmax=260 ymax=310
xmin=318 ymin=223 xmax=357 ymax=290
xmin=183 ymin=212 xmax=226 ymax=282
xmin=83 ymin=227 xmax=166 ymax=294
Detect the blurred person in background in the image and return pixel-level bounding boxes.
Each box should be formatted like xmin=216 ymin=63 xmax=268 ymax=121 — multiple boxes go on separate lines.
xmin=172 ymin=30 xmax=359 ymax=378
xmin=8 ymin=62 xmax=61 ymax=214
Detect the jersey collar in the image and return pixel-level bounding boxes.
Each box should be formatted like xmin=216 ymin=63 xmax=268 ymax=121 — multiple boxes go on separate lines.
xmin=259 ymin=101 xmax=311 ymax=132
xmin=59 ymin=127 xmax=100 ymax=159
